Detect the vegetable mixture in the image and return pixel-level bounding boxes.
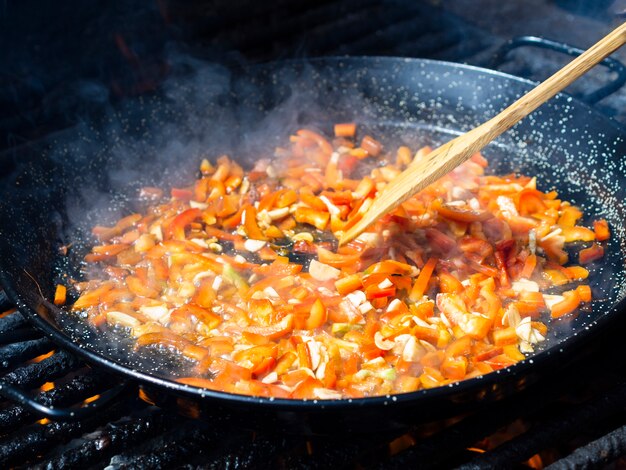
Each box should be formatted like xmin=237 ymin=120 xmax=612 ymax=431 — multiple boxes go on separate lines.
xmin=64 ymin=124 xmax=609 ymax=399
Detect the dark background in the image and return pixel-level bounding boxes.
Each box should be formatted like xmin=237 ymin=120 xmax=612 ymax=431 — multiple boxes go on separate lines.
xmin=1 ymin=0 xmax=625 ymax=154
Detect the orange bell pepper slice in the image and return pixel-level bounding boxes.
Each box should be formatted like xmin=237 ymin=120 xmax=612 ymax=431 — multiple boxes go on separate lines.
xmin=593 ymin=219 xmax=610 ymax=241
xmin=410 ymin=257 xmax=437 ymax=301
xmin=242 ymin=204 xmax=266 ymax=240
xmin=550 ymin=290 xmax=581 ymax=318
xmin=334 ymin=123 xmax=357 ymax=138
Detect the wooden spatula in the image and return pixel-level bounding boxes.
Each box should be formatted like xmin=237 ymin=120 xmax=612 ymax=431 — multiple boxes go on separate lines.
xmin=339 ymin=22 xmax=626 ymax=245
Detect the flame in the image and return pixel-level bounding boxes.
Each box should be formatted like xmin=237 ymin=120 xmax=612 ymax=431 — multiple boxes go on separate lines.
xmin=40 ymin=382 xmax=55 ymax=392
xmin=38 ymin=418 xmax=50 ymax=425
xmin=463 ymin=420 xmax=545 ymax=468
xmin=139 ymin=388 xmax=156 ymax=405
xmin=32 ymin=351 xmax=54 ymax=363
xmin=389 ymin=434 xmax=416 ymax=455
xmin=0 ymin=308 xmax=16 ymax=318
xmin=526 ymin=454 xmax=543 ymax=469
xmin=176 ymin=397 xmax=201 ymax=419
xmin=466 ymin=447 xmax=486 ymax=453
xmin=84 ymin=394 xmax=101 ymax=404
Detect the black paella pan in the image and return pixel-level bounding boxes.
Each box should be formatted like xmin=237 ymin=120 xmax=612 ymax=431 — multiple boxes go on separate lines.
xmin=0 ymin=55 xmax=625 ymax=434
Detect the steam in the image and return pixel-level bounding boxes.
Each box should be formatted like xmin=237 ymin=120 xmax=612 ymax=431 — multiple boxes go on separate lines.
xmin=43 ymin=51 xmax=389 ymax=377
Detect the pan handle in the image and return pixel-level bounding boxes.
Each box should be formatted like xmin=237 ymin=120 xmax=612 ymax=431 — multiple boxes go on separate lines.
xmin=489 ymin=36 xmax=626 ymax=104
xmin=0 ymin=378 xmax=133 ymax=421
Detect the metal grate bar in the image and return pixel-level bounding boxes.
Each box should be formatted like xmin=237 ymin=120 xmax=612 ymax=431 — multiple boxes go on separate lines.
xmin=0 ymin=291 xmax=13 ymax=312
xmin=109 ymin=424 xmax=215 ymax=468
xmin=0 ymin=310 xmax=28 ymax=334
xmin=35 ymin=410 xmax=173 ymax=469
xmin=0 ymin=373 xmax=113 ymax=431
xmin=200 ymin=431 xmax=306 ymax=469
xmin=0 ymin=338 xmax=54 ymax=373
xmin=278 ymin=432 xmax=404 ymax=470
xmin=546 ymin=424 xmax=626 ymax=470
xmin=1 ymin=349 xmax=82 ymax=389
xmin=0 ymin=328 xmax=42 ymax=345
xmin=0 ymin=400 xmax=132 ymax=468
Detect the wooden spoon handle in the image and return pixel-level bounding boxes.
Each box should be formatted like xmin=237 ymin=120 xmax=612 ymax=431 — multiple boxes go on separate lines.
xmin=339 ymin=22 xmax=626 ymax=245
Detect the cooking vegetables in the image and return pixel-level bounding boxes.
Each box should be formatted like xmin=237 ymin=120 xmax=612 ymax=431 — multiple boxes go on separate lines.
xmin=68 ymin=124 xmax=609 ymax=399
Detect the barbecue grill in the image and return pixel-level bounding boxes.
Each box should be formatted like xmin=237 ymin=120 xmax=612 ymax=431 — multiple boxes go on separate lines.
xmin=2 ymin=0 xmax=626 ymax=467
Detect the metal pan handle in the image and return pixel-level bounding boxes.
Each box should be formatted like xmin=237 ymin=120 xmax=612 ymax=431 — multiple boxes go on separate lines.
xmin=490 ymin=35 xmax=626 ymax=104
xmin=0 ymin=378 xmax=133 ymax=421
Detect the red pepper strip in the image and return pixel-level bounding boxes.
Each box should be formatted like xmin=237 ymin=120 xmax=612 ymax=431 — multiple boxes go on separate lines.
xmin=276 ymin=189 xmax=298 ymax=208
xmin=317 ymin=246 xmax=361 ymax=268
xmin=222 ymin=206 xmax=245 ymax=228
xmin=251 ymin=357 xmax=277 ymax=378
xmin=209 ymin=359 xmax=252 ymax=386
xmin=593 ymin=219 xmax=610 ymax=241
xmin=300 ymin=193 xmax=327 ymax=211
xmin=433 ymin=199 xmax=492 ymax=223
xmin=72 ymin=283 xmax=114 ymax=310
xmin=425 ymin=228 xmax=457 ymax=254
xmin=550 ymin=290 xmax=581 ymax=318
xmin=335 ymin=274 xmax=363 ymax=295
xmin=243 ymin=314 xmax=294 ymax=341
xmin=214 ymin=194 xmax=240 ymax=217
xmin=203 ymin=226 xmax=241 ymax=242
xmin=439 ymin=271 xmax=463 ymax=294
xmin=410 ymin=257 xmax=437 ymax=301
xmin=458 ymin=236 xmax=493 ymax=260
xmin=295 ymin=206 xmax=329 ymax=231
xmin=258 ymin=191 xmax=279 ymax=212
xmin=168 ymin=208 xmax=202 ymax=240
xmin=517 ymin=189 xmax=547 ymax=215
xmin=171 ymin=303 xmax=222 ymax=330
xmin=579 ymin=243 xmax=604 ymax=264
xmin=365 ymin=284 xmax=396 ymax=300
xmin=305 ymin=298 xmax=327 ymax=330
xmin=558 ymin=206 xmax=583 ymax=228
xmin=520 ymin=254 xmax=537 ymax=279
xmin=84 ymin=244 xmax=130 ymax=262
xmin=562 ymin=226 xmax=596 ymax=242
xmin=169 ymin=253 xmax=224 ymax=274
xmin=360 ymin=135 xmax=383 ymax=157
xmin=296 ymin=129 xmax=333 ymax=159
xmin=171 ymin=188 xmax=193 ymax=200
xmin=242 ymin=204 xmax=267 ymax=240
xmin=291 ymin=376 xmax=325 ymax=399
xmin=576 ymin=285 xmax=592 ymax=302
xmin=135 ymin=332 xmax=209 ymax=362
xmin=494 ymin=250 xmax=510 ymax=288
xmin=253 ymin=259 xmax=303 ymax=276
xmin=366 ymin=260 xmax=414 ymax=276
